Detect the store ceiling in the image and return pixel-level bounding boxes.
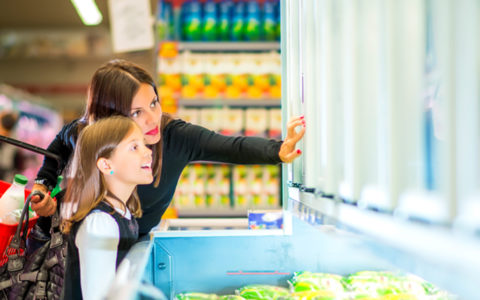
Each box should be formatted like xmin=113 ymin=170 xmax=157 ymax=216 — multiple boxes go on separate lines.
xmin=0 ymin=0 xmax=110 ymax=29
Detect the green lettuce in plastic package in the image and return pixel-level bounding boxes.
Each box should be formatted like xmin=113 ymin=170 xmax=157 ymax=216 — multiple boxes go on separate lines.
xmin=285 ymin=291 xmax=337 ymax=300
xmin=288 ymin=272 xmax=345 ymax=294
xmin=237 ymin=284 xmax=290 ymax=300
xmin=346 ymin=271 xmax=454 ymax=298
xmin=175 ymin=292 xmax=219 ymax=300
xmin=219 ymin=296 xmax=246 ymax=300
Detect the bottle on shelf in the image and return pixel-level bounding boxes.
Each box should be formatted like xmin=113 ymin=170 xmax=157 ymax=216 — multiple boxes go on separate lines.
xmin=262 ymin=0 xmax=277 ymax=41
xmin=0 ymin=174 xmax=28 ymax=224
xmin=202 ymin=0 xmax=218 ymax=41
xmin=183 ymin=0 xmax=202 ymax=41
xmin=219 ymin=0 xmax=233 ymax=41
xmin=231 ymin=0 xmax=246 ymax=41
xmin=245 ymin=0 xmax=261 ymax=41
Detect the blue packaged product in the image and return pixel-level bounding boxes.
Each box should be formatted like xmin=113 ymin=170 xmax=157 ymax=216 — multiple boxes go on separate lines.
xmin=183 ymin=0 xmax=202 ymax=41
xmin=219 ymin=0 xmax=233 ymax=41
xmin=245 ymin=0 xmax=261 ymax=41
xmin=202 ymin=0 xmax=218 ymax=41
xmin=262 ymin=0 xmax=276 ymax=41
xmin=164 ymin=1 xmax=173 ymax=40
xmin=274 ymin=0 xmax=280 ymax=40
xmin=248 ymin=210 xmax=283 ymax=230
xmin=231 ymin=0 xmax=245 ymax=41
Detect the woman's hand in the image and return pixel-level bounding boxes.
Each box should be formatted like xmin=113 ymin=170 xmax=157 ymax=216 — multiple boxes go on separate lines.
xmin=278 ymin=115 xmax=306 ymax=163
xmin=30 ymin=184 xmax=56 ymax=216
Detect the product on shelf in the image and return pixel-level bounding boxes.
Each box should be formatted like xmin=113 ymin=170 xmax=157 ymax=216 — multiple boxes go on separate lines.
xmin=288 ymin=272 xmax=345 ymax=294
xmin=182 ymin=0 xmax=203 ymax=41
xmin=174 ymin=164 xmax=232 ymax=210
xmin=218 ymin=1 xmax=234 ymax=41
xmin=200 ymin=108 xmax=222 ymax=132
xmin=178 ymin=107 xmax=281 ymax=140
xmin=174 ymin=271 xmax=455 ymax=300
xmin=248 ymin=210 xmax=283 ymax=229
xmin=205 ymin=164 xmax=230 ymax=208
xmin=175 ymin=292 xmax=219 ymax=300
xmin=268 ymin=108 xmax=282 ymax=139
xmin=159 ymin=0 xmax=280 ymax=42
xmin=178 ymin=107 xmax=200 ymax=124
xmin=219 ymin=296 xmax=244 ymax=300
xmin=345 ymin=271 xmax=453 ymax=298
xmin=192 ymin=164 xmax=207 ymax=208
xmin=285 ymin=290 xmax=336 ymax=300
xmin=231 ymin=1 xmax=246 ymax=41
xmin=262 ymin=0 xmax=277 ymax=41
xmin=202 ymin=0 xmax=218 ymax=41
xmin=220 ymin=108 xmax=244 ymax=136
xmin=237 ymin=285 xmax=290 ymax=300
xmin=233 ymin=165 xmax=249 ymax=209
xmin=159 ymin=52 xmax=281 ymax=101
xmin=245 ymin=108 xmax=268 ymax=137
xmin=245 ymin=0 xmax=261 ymax=41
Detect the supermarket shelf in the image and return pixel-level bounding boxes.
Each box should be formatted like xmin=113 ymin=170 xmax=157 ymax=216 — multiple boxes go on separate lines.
xmin=177 ymin=209 xmax=249 ymax=218
xmin=177 ymin=42 xmax=280 ymax=52
xmin=288 ymin=187 xmax=480 ymax=298
xmin=178 ymin=99 xmax=281 ymax=107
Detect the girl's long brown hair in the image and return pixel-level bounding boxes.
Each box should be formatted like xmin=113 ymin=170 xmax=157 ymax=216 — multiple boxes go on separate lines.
xmin=62 ymin=116 xmax=143 ymax=234
xmin=80 ymin=59 xmax=172 ymax=186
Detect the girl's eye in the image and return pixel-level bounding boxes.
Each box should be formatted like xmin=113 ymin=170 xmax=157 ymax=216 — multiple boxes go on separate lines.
xmin=131 ymin=110 xmax=140 ymax=118
xmin=131 ymin=144 xmax=138 ymax=151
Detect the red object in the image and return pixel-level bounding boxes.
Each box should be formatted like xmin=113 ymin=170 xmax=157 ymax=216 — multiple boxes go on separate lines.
xmin=0 ymin=180 xmax=38 ymax=267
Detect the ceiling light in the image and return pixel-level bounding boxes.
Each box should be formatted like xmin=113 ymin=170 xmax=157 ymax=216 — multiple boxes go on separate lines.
xmin=71 ymin=0 xmax=103 ymax=26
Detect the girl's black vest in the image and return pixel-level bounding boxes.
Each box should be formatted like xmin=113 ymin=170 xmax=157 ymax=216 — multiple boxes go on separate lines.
xmin=62 ymin=201 xmax=139 ymax=300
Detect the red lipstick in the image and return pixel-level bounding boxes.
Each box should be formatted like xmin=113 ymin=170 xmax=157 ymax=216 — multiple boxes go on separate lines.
xmin=146 ymin=127 xmax=159 ymax=136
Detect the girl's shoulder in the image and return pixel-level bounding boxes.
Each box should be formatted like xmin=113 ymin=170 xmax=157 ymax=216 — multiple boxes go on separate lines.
xmin=76 ymin=210 xmax=119 ymax=241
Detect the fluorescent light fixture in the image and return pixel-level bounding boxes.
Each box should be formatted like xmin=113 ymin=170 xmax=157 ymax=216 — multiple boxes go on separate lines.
xmin=71 ymin=0 xmax=103 ymax=26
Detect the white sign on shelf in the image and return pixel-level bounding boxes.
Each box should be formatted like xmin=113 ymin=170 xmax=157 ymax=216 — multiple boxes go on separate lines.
xmin=108 ymin=0 xmax=154 ymax=53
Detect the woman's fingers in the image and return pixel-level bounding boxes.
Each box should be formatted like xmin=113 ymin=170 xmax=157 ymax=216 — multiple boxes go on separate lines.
xmin=30 ymin=193 xmax=56 ymax=217
xmin=281 ymin=148 xmax=303 ymax=163
xmin=279 ymin=115 xmax=306 ymax=163
xmin=287 ymin=118 xmax=305 ymax=138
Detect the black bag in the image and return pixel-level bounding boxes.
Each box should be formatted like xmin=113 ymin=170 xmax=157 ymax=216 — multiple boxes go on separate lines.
xmin=0 ymin=191 xmax=66 ymax=300
xmin=0 ymin=135 xmax=66 ymax=300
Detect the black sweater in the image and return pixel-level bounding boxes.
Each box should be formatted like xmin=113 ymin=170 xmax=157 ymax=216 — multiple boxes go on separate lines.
xmin=36 ymin=118 xmax=283 ymax=235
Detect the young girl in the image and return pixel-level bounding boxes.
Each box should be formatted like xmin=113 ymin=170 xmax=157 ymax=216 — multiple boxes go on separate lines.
xmin=61 ymin=116 xmax=153 ymax=300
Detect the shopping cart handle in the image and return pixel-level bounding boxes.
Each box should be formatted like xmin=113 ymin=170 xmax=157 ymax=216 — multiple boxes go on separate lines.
xmin=0 ymin=134 xmax=61 ymax=164
xmin=29 ymin=191 xmax=45 ymax=204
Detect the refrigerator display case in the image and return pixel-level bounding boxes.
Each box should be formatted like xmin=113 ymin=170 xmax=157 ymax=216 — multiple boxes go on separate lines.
xmin=107 ymin=0 xmax=479 ymax=299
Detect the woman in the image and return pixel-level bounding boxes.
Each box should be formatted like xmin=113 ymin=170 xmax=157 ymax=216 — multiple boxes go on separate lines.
xmin=31 ymin=59 xmax=306 ymax=238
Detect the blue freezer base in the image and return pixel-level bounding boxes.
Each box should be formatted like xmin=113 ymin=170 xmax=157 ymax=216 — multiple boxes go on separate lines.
xmin=145 ymin=215 xmax=396 ymax=299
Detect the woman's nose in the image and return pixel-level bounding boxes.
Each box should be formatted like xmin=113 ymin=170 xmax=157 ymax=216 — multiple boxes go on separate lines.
xmin=144 ymin=110 xmax=156 ymax=125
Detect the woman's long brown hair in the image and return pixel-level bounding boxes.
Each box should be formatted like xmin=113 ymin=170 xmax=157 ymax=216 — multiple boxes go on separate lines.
xmin=61 ymin=116 xmax=143 ymax=234
xmin=80 ymin=59 xmax=172 ymax=186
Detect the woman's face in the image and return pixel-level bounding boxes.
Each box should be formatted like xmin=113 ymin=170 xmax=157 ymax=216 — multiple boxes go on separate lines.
xmin=130 ymin=83 xmax=162 ymax=145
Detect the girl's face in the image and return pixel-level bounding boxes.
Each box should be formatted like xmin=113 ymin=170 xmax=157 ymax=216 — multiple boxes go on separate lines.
xmin=130 ymin=83 xmax=163 ymax=145
xmin=108 ymin=126 xmax=153 ymax=185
